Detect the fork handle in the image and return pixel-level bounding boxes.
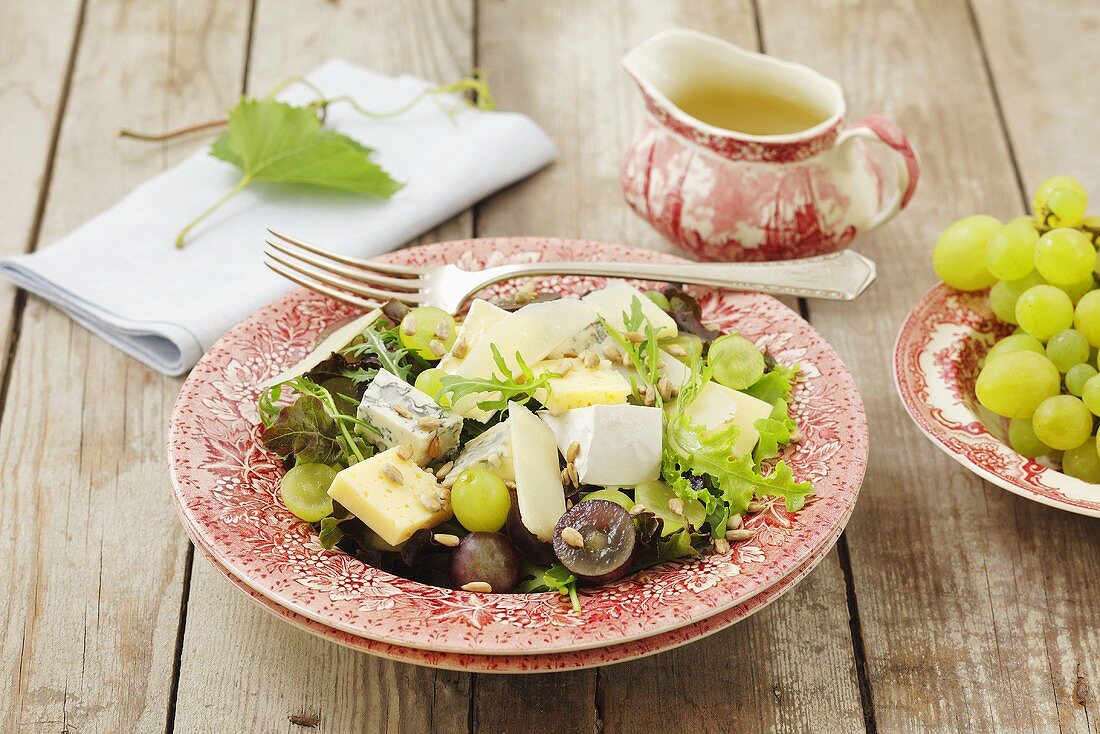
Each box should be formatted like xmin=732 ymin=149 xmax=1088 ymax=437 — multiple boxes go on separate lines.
xmin=483 ymin=249 xmax=877 ymax=301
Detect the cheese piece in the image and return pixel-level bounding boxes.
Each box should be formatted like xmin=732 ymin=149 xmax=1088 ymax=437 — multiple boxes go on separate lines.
xmin=443 ymin=419 xmax=515 ymax=483
xmin=508 ymin=402 xmax=567 ymax=542
xmin=541 ymin=404 xmax=663 ymax=486
xmin=683 ymin=381 xmax=773 ymax=457
xmin=547 ymin=320 xmax=607 ymax=359
xmin=327 ymin=447 xmax=452 ymax=546
xmin=582 ymin=282 xmax=678 ymax=339
xmin=357 ymin=369 xmax=463 ymax=465
xmin=438 ymin=299 xmax=509 ymax=373
xmin=530 ymin=358 xmax=631 ymax=414
xmin=606 ymin=342 xmax=690 ymax=391
xmin=261 ymin=309 xmax=383 ymax=388
xmin=452 ymin=299 xmax=597 ymax=420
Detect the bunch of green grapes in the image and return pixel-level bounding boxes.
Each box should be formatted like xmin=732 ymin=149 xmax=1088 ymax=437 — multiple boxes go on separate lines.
xmin=932 ymin=175 xmax=1100 ymax=483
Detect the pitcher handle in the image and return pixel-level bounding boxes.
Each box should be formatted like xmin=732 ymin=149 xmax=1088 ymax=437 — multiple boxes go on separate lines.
xmin=836 ymin=115 xmax=921 ymax=230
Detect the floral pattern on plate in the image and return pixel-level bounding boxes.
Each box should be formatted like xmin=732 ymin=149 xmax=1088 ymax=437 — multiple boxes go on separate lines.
xmin=894 ymin=283 xmax=1100 ymax=517
xmin=168 ymin=237 xmax=868 ymax=655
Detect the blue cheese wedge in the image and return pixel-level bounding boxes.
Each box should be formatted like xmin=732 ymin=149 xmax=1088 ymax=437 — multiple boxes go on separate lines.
xmin=530 ymin=358 xmax=631 ymax=414
xmin=683 ymin=381 xmax=773 ymax=457
xmin=443 ymin=419 xmax=515 ymax=483
xmin=357 ymin=368 xmax=463 ymax=466
xmin=327 ymin=447 xmax=452 ymax=546
xmin=581 ymin=282 xmax=678 ymax=339
xmin=546 ymin=320 xmax=608 ymax=359
xmin=540 ymin=404 xmax=663 ymax=486
xmin=509 ymin=402 xmax=567 ymax=542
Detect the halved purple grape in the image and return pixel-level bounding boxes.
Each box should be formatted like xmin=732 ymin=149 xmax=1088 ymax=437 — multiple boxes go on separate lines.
xmin=552 ymin=499 xmax=637 ymax=584
xmin=506 ymin=491 xmax=557 ymax=566
xmin=449 ymin=532 xmax=520 ymax=593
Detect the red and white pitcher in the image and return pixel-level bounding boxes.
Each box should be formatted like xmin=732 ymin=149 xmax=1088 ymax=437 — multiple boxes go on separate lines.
xmin=621 ymin=29 xmax=920 ymax=262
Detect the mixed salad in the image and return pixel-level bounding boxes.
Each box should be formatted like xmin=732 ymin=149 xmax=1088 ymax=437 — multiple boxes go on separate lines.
xmin=256 ymin=281 xmax=811 ymax=609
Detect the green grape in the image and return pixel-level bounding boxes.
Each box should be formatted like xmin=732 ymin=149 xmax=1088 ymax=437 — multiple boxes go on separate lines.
xmin=984 ymin=334 xmax=1044 ymax=364
xmin=1033 ymin=175 xmax=1088 ymax=228
xmin=1045 ymin=328 xmax=1090 ymax=372
xmin=580 ymin=488 xmax=635 ymax=510
xmin=414 ymin=367 xmax=446 ymax=398
xmin=399 ymin=306 xmax=457 ymax=361
xmin=1063 ymin=439 xmax=1100 ymax=483
xmin=664 ymin=334 xmax=703 ymax=363
xmin=1066 ymin=363 xmax=1098 ymax=396
xmin=1034 ymin=228 xmax=1096 ymax=284
xmin=1074 ymin=290 xmax=1100 ymax=347
xmin=1058 ymin=276 xmax=1096 ymax=304
xmin=635 ymin=480 xmax=706 ymax=535
xmin=1082 ymin=375 xmax=1100 ymax=415
xmin=986 ymin=221 xmax=1039 ymax=281
xmin=709 ymin=334 xmax=765 ymax=390
xmin=932 ymin=215 xmax=1001 ymax=291
xmin=280 ymin=463 xmax=338 ymax=522
xmin=987 ymin=280 xmax=1020 ymax=324
xmin=975 ymin=351 xmax=1060 ymax=418
xmin=1008 ymin=418 xmax=1052 ymax=459
xmin=1032 ymin=395 xmax=1093 ymax=450
xmin=451 ymin=467 xmax=511 ymax=532
xmin=1015 ymin=285 xmax=1074 ymax=340
xmin=643 ymin=289 xmax=670 ymax=310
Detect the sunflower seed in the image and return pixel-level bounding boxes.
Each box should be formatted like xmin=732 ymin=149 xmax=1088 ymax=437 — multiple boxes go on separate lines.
xmin=427 ymin=435 xmax=443 ymax=460
xmin=418 ymin=491 xmax=442 ymax=512
xmin=561 ymin=526 xmax=585 ymax=548
xmin=667 ymin=497 xmax=685 ymax=516
xmin=382 ymin=463 xmax=404 ymax=484
xmin=503 ymin=479 xmax=516 ymax=490
xmin=396 ymin=444 xmax=414 ymax=461
xmin=561 ymin=466 xmax=571 ymax=485
xmin=429 ymin=339 xmax=447 ymax=358
xmin=625 ymin=330 xmax=645 ymax=343
xmin=418 ymin=416 xmax=443 ymax=430
xmin=461 ymin=581 xmax=492 ymax=593
xmin=602 ymin=344 xmax=622 ymax=363
xmin=401 ymin=316 xmax=418 ymax=335
xmin=583 ymin=351 xmax=600 ymax=369
xmin=435 ymin=461 xmax=454 ymax=480
xmin=747 ymin=500 xmax=767 ymax=513
xmin=714 ymin=538 xmax=731 ymax=554
xmin=568 ymin=464 xmax=579 ymax=487
xmin=665 ymin=344 xmax=688 ymax=358
xmin=433 ymin=533 xmax=460 ymax=548
xmin=562 ymin=350 xmax=578 ymax=359
xmin=394 ymin=404 xmax=413 ymax=419
xmin=643 ymin=384 xmax=656 ymax=406
xmin=629 ymin=503 xmax=648 ymax=516
xmin=451 ymin=337 xmax=469 ymax=359
xmin=434 ymin=320 xmax=451 ymax=340
xmin=566 ymin=441 xmax=581 ymax=463
xmin=725 ymin=528 xmax=756 ymax=541
xmin=727 ymin=513 xmax=743 ymax=530
xmin=657 ymin=376 xmax=672 ymax=403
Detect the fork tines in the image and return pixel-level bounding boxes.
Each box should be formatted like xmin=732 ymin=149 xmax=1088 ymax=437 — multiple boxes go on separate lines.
xmin=264 ymin=229 xmax=426 ymax=309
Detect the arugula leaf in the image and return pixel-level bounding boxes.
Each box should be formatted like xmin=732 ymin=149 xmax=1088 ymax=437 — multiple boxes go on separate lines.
xmin=599 ymin=296 xmax=663 ymax=406
xmin=437 ymin=345 xmax=559 ymax=412
xmin=516 ymin=563 xmax=581 ymax=612
xmin=744 ymin=363 xmax=800 ymax=406
xmin=261 ymin=394 xmax=342 ymax=465
xmin=177 ymin=98 xmax=402 ymax=247
xmin=341 ymin=322 xmax=420 ymax=382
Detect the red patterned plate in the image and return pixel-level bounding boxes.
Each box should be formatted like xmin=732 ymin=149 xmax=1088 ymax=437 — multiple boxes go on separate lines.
xmin=168 ymin=237 xmax=868 ymax=655
xmin=895 ymin=283 xmax=1100 ymax=517
xmin=192 ymin=523 xmax=836 ymax=672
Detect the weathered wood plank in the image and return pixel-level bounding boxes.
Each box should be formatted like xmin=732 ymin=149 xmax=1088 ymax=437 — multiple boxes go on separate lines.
xmin=170 ymin=2 xmax=477 ymax=732
xmin=473 ymin=2 xmax=863 ymax=732
xmin=759 ymin=0 xmax=1100 ymax=730
xmin=0 ymin=1 xmax=252 ymax=732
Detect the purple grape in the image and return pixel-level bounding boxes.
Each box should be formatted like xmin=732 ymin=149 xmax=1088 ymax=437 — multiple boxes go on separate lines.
xmin=506 ymin=492 xmax=557 ymax=566
xmin=449 ymin=532 xmax=520 ymax=593
xmin=553 ymin=499 xmax=637 ymax=584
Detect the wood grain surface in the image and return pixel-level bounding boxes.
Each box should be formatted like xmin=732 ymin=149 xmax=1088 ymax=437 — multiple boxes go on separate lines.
xmin=0 ymin=0 xmax=1096 ymax=732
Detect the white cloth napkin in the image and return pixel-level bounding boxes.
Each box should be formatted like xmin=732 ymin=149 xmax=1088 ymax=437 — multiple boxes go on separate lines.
xmin=0 ymin=59 xmax=555 ymax=376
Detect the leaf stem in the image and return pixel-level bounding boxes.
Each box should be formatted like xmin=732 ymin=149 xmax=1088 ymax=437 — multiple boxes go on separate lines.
xmin=175 ymin=175 xmax=252 ymax=248
xmin=118 ymin=118 xmax=228 ymax=141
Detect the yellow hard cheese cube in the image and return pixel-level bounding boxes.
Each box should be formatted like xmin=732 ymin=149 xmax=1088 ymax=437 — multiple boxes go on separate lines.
xmin=327 ymin=447 xmax=451 ymax=547
xmin=531 ymin=358 xmax=631 ymax=414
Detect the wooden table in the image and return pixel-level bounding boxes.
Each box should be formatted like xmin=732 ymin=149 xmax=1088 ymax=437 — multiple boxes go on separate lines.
xmin=2 ymin=1 xmax=1097 ymax=731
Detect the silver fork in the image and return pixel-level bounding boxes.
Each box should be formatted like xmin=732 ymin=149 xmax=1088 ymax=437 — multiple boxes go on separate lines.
xmin=263 ymin=229 xmax=877 ymax=313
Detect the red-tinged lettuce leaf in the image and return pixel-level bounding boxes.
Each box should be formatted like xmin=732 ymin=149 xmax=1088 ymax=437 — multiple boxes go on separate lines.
xmin=662 ymin=286 xmax=720 ymax=343
xmin=261 ymin=394 xmax=342 ymax=465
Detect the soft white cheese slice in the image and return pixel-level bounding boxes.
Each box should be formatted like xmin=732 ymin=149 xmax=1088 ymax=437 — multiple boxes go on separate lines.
xmin=438 ymin=299 xmax=509 ymax=373
xmin=509 ymin=402 xmax=567 ymax=542
xmin=451 ymin=299 xmax=597 ymax=420
xmin=261 ymin=309 xmax=383 ymax=388
xmin=582 ymin=282 xmax=677 ymax=339
xmin=540 ymin=404 xmax=663 ymax=486
xmin=357 ymin=368 xmax=463 ymax=466
xmin=683 ymin=381 xmax=773 ymax=457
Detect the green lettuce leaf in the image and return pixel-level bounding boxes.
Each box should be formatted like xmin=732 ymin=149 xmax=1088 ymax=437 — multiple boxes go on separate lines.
xmin=515 ymin=563 xmax=581 ymax=612
xmin=744 ymin=363 xmax=799 ymax=405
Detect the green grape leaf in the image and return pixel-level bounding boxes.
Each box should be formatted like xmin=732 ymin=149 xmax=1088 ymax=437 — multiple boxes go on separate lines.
xmin=261 ymin=394 xmax=342 ymax=465
xmin=211 ymin=98 xmax=403 ymax=195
